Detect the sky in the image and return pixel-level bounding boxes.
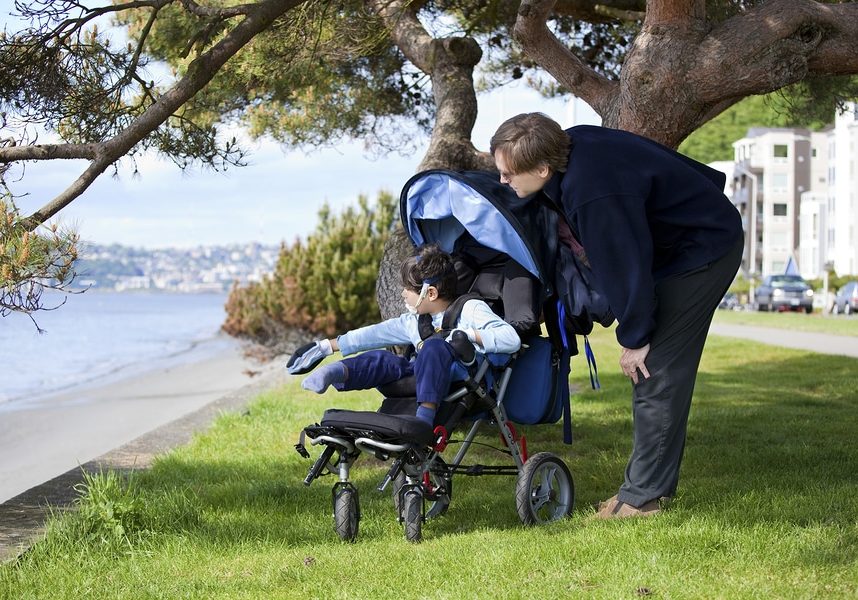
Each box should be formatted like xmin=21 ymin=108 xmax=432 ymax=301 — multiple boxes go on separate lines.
xmin=2 ymin=3 xmax=601 ymax=250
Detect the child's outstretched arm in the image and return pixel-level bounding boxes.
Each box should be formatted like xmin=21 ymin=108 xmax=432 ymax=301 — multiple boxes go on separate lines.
xmin=335 ymin=314 xmax=414 ymax=356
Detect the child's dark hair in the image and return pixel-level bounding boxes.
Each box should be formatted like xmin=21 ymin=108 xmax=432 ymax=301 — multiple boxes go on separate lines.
xmin=400 ymin=244 xmax=458 ymax=301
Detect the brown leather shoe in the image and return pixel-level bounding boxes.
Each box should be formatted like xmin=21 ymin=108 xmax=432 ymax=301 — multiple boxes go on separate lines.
xmin=594 ymin=498 xmax=661 ymax=519
xmin=596 ymin=494 xmax=619 ymax=512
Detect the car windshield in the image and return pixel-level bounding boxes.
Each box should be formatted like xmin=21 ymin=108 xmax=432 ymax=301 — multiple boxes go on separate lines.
xmin=770 ymin=275 xmax=806 ymax=287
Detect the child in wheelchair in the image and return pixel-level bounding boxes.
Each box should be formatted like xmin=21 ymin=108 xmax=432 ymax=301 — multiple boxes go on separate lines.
xmin=287 ymin=243 xmax=521 ymax=429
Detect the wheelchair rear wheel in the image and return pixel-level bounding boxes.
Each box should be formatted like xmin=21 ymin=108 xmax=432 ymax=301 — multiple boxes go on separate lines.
xmin=333 ymin=486 xmax=360 ymax=542
xmin=515 ymin=452 xmax=574 ymax=525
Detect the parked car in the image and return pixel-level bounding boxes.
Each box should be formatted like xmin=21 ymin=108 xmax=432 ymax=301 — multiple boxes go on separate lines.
xmin=718 ymin=292 xmax=740 ymax=310
xmin=831 ymin=280 xmax=858 ymax=315
xmin=754 ymin=274 xmax=814 ymax=313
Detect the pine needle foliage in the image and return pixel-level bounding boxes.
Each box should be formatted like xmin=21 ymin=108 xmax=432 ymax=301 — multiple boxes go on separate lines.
xmin=0 ymin=194 xmax=80 ymax=328
xmin=223 ymin=190 xmax=398 ymax=343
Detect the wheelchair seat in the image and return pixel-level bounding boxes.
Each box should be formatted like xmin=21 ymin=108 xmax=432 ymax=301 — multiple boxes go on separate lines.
xmin=320 ymin=408 xmax=435 ymax=446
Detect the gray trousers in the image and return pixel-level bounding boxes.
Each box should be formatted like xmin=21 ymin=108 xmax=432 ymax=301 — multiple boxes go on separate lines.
xmin=618 ymin=236 xmax=743 ymax=507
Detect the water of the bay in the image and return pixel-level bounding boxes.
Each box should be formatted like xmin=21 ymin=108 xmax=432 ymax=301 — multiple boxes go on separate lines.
xmin=0 ymin=291 xmax=230 ymax=408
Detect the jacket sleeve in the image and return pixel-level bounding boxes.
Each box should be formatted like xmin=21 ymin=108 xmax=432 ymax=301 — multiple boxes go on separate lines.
xmin=459 ymin=299 xmax=521 ymax=354
xmin=572 ymin=194 xmax=657 ymax=349
xmin=337 ymin=314 xmax=415 ymax=356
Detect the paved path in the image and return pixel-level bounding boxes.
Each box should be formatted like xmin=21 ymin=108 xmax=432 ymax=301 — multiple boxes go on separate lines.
xmin=0 ymin=367 xmax=289 ymax=564
xmin=709 ymin=323 xmax=858 ymax=358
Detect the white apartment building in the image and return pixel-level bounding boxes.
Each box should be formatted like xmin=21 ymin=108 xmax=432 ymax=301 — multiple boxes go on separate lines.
xmin=826 ymin=103 xmax=858 ymax=276
xmin=730 ymin=103 xmax=858 ymax=279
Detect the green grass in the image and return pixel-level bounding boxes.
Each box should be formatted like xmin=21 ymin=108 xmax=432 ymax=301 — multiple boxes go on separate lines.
xmin=2 ymin=329 xmax=857 ymax=599
xmin=713 ymin=308 xmax=858 ymax=336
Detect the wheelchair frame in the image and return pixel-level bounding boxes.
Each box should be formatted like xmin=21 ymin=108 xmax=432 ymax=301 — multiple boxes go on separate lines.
xmin=295 ymin=351 xmax=575 ymax=542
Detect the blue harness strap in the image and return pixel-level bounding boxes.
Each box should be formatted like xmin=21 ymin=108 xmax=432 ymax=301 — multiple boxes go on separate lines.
xmin=557 ymin=300 xmax=573 ymax=444
xmin=584 ymin=336 xmax=601 ymax=390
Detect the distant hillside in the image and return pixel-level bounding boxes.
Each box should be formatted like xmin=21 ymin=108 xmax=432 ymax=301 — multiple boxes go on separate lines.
xmin=679 ymin=93 xmax=832 ymax=163
xmin=73 ymin=242 xmax=280 ymax=293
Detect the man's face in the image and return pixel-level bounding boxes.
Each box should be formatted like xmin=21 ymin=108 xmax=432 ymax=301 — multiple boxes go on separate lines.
xmin=494 ymin=151 xmax=551 ymax=198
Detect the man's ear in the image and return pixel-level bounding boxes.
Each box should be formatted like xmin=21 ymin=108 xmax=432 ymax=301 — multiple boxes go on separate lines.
xmin=426 ymin=286 xmax=439 ymax=301
xmin=536 ymin=163 xmax=551 ymax=178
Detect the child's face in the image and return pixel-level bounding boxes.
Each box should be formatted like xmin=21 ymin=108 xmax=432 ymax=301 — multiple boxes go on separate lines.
xmin=402 ymin=286 xmax=436 ymax=315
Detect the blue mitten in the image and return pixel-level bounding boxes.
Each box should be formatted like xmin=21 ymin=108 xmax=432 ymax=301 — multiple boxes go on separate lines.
xmin=286 ymin=339 xmax=333 ymax=374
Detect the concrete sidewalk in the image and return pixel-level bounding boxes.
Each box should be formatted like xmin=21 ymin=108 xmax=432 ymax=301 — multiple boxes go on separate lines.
xmin=709 ymin=323 xmax=858 ymax=358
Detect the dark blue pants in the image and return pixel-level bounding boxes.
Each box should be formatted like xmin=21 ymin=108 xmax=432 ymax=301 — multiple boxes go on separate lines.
xmin=333 ymin=338 xmax=459 ymax=404
xmin=618 ymin=237 xmax=743 ymax=508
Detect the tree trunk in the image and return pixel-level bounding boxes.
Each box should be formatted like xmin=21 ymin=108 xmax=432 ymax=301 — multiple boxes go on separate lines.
xmin=376 ymin=228 xmax=414 ymax=320
xmin=516 ymin=0 xmax=858 ymax=148
xmin=369 ymin=0 xmax=494 ymax=320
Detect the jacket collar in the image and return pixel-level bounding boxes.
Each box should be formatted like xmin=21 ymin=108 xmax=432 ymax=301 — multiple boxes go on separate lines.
xmin=541 ymin=171 xmax=563 ymax=207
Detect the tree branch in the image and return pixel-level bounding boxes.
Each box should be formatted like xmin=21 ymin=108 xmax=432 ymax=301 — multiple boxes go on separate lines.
xmin=41 ymin=0 xmax=173 ymax=43
xmin=643 ymin=0 xmax=705 ymax=27
xmin=20 ymin=0 xmax=307 ymax=231
xmin=514 ymin=0 xmax=618 ymax=117
xmin=0 ymin=143 xmax=100 ymax=162
xmin=366 ymin=0 xmax=435 ymax=73
xmin=179 ymin=0 xmax=262 ymax=18
xmin=593 ymin=4 xmax=645 ymax=22
xmin=368 ymin=0 xmax=487 ymax=170
xmin=691 ymin=0 xmax=858 ymax=102
xmin=554 ymin=0 xmax=646 ymax=23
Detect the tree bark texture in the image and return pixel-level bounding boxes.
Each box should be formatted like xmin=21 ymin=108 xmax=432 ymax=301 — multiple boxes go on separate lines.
xmin=516 ymin=0 xmax=858 ymax=148
xmin=368 ymin=0 xmax=496 ymax=172
xmin=368 ymin=0 xmax=494 ymax=320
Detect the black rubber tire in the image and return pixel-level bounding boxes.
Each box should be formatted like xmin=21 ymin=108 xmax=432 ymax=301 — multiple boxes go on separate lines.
xmin=333 ymin=487 xmax=359 ymax=542
xmin=392 ymin=460 xmax=451 ymax=519
xmin=515 ymin=452 xmax=575 ymax=526
xmin=402 ymin=490 xmax=423 ymax=543
xmin=804 ymin=306 xmax=813 ymax=314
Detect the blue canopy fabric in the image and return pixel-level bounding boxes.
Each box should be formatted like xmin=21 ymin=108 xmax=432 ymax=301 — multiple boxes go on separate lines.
xmin=401 ymin=171 xmax=543 ymax=281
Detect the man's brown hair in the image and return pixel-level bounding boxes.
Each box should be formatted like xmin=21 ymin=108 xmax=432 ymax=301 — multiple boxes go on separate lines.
xmin=489 ymin=112 xmax=570 ymax=175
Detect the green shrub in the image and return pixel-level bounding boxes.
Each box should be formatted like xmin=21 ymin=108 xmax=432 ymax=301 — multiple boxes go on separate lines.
xmin=42 ymin=469 xmax=148 ymax=556
xmin=223 ymin=191 xmax=398 ymax=343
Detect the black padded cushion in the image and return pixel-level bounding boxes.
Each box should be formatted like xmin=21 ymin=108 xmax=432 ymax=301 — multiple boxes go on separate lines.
xmin=320 ymin=409 xmax=434 ymax=446
xmin=378 ymin=397 xmax=417 ymax=416
xmin=376 ymin=375 xmax=417 ymax=398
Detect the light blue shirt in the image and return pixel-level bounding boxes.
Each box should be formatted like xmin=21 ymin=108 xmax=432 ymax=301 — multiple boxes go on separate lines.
xmin=337 ymin=299 xmax=521 ymax=357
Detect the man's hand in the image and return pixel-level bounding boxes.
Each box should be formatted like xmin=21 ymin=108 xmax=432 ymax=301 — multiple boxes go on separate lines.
xmin=620 ymin=344 xmax=651 ymax=384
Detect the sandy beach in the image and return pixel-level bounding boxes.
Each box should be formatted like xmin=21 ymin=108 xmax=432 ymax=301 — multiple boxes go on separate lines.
xmin=0 ymin=336 xmax=281 ymax=504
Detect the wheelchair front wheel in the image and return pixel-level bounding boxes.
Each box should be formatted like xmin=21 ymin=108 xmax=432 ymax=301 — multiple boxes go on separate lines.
xmin=333 ymin=486 xmax=360 ymax=542
xmin=392 ymin=457 xmax=451 ymax=519
xmin=515 ymin=452 xmax=574 ymax=525
xmin=402 ymin=489 xmax=423 ymax=543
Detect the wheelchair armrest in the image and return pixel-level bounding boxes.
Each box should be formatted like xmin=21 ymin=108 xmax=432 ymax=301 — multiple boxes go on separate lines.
xmin=448 ymin=330 xmax=476 ymax=365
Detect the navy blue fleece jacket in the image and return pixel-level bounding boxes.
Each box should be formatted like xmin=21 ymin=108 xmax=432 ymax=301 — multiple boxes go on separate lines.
xmin=541 ymin=126 xmax=742 ymax=349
